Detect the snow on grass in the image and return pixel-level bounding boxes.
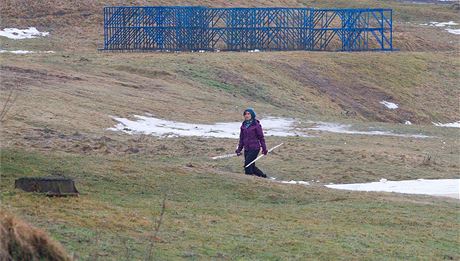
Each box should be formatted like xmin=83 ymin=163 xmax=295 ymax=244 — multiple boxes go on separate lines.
xmin=109 ymin=115 xmax=308 ymax=138
xmin=0 ymin=50 xmax=34 ymax=54
xmin=269 ymin=177 xmax=310 ymax=185
xmin=110 ymin=115 xmax=431 ymax=139
xmin=380 ymin=100 xmax=398 ymax=109
xmin=428 ymin=21 xmax=458 ymax=27
xmin=307 ymin=122 xmax=430 ymax=138
xmin=0 ymin=27 xmax=49 ymax=39
xmin=0 ymin=49 xmax=54 ymax=54
xmin=445 ymin=28 xmax=460 ymax=35
xmin=280 ymin=180 xmax=310 ymax=185
xmin=433 ymin=121 xmax=460 ymax=128
xmin=419 ymin=21 xmax=460 ymax=35
xmin=326 ymin=179 xmax=460 ymax=199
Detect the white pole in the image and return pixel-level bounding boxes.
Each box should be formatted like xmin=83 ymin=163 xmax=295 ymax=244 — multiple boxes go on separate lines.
xmin=245 ymin=143 xmax=283 ymax=168
xmin=211 ymin=153 xmax=238 ymax=160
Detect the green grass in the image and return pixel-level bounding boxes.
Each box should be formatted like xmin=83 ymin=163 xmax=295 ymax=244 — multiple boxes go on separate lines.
xmin=181 ymin=64 xmax=236 ymax=93
xmin=2 ymin=136 xmax=459 ymax=260
xmin=1 ymin=1 xmax=459 ymax=260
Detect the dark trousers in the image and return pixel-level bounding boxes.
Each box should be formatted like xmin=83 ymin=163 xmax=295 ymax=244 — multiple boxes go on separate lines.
xmin=244 ymin=149 xmax=266 ymax=178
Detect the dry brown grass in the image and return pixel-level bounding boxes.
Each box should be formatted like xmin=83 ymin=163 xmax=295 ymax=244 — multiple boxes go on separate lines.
xmin=0 ymin=1 xmax=458 ymax=260
xmin=0 ymin=50 xmax=458 ymax=146
xmin=0 ymin=209 xmax=72 ymax=261
xmin=0 ymin=85 xmax=19 ymax=123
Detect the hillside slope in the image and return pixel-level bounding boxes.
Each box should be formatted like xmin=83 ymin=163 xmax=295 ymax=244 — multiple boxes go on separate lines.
xmin=1 ymin=1 xmax=459 ymax=260
xmin=0 ymin=1 xmax=458 ymax=133
xmin=0 ymin=50 xmax=458 ymax=139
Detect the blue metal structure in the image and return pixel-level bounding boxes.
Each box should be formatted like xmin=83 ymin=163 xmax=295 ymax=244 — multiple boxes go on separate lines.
xmin=103 ymin=6 xmax=393 ymax=52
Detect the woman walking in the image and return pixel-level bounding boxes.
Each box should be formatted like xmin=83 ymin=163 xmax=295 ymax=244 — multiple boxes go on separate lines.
xmin=235 ymin=108 xmax=268 ymax=178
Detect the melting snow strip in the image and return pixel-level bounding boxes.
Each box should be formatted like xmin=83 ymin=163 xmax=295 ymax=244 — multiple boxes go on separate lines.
xmin=269 ymin=177 xmax=310 ymax=185
xmin=445 ymin=28 xmax=460 ymax=35
xmin=109 ymin=115 xmax=431 ymax=139
xmin=433 ymin=121 xmax=460 ymax=128
xmin=380 ymin=100 xmax=398 ymax=109
xmin=325 ymin=179 xmax=460 ymax=199
xmin=109 ymin=115 xmax=309 ymax=138
xmin=307 ymin=122 xmax=430 ymax=138
xmin=427 ymin=21 xmax=458 ymax=27
xmin=270 ymin=177 xmax=458 ymax=200
xmin=419 ymin=21 xmax=460 ymax=35
xmin=0 ymin=27 xmax=49 ymax=39
xmin=0 ymin=50 xmax=54 ymax=54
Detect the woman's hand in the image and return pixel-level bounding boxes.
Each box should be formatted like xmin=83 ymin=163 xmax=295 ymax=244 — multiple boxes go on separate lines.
xmin=235 ymin=150 xmax=242 ymax=156
xmin=262 ymin=149 xmax=268 ymax=155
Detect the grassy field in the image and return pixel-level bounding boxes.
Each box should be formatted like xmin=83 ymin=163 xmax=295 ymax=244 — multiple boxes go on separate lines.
xmin=1 ymin=51 xmax=459 ymax=135
xmin=1 ymin=0 xmax=459 ymax=260
xmin=1 ymin=123 xmax=459 ymax=259
xmin=1 ymin=137 xmax=459 ymax=260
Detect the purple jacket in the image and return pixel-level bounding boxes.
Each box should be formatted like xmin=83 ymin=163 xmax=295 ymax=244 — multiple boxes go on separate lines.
xmin=237 ymin=120 xmax=267 ymax=152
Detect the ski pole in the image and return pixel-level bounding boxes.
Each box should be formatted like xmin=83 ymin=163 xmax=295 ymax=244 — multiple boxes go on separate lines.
xmin=245 ymin=143 xmax=283 ymax=168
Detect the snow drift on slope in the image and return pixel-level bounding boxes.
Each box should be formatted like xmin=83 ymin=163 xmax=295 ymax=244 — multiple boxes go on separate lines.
xmin=109 ymin=115 xmax=431 ymax=139
xmin=326 ymin=179 xmax=459 ymax=199
xmin=419 ymin=21 xmax=460 ymax=35
xmin=433 ymin=121 xmax=460 ymax=128
xmin=307 ymin=122 xmax=430 ymax=138
xmin=380 ymin=101 xmax=398 ymax=109
xmin=0 ymin=49 xmax=54 ymax=54
xmin=109 ymin=115 xmax=308 ymax=138
xmin=0 ymin=27 xmax=49 ymax=39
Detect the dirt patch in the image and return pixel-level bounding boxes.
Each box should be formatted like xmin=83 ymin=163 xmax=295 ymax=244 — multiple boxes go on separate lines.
xmin=0 ymin=65 xmax=82 ymax=89
xmin=279 ymin=61 xmax=418 ymax=123
xmin=112 ymin=65 xmax=174 ymax=79
xmin=3 ymin=127 xmax=168 ymax=155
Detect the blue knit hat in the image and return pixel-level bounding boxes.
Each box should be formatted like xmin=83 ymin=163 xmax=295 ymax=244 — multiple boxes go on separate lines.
xmin=243 ymin=108 xmax=256 ymax=119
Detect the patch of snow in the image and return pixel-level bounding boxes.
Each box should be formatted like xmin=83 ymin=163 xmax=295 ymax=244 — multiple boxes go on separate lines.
xmin=433 ymin=121 xmax=460 ymax=128
xmin=0 ymin=27 xmax=49 ymax=39
xmin=307 ymin=122 xmax=430 ymax=138
xmin=109 ymin=115 xmax=431 ymax=139
xmin=0 ymin=50 xmax=34 ymax=54
xmin=326 ymin=179 xmax=459 ymax=199
xmin=420 ymin=21 xmax=460 ymax=35
xmin=254 ymin=176 xmax=310 ymax=185
xmin=248 ymin=49 xmax=261 ymax=53
xmin=428 ymin=21 xmax=458 ymax=27
xmin=404 ymin=121 xmax=412 ymax=125
xmin=0 ymin=49 xmax=55 ymax=54
xmin=380 ymin=100 xmax=398 ymax=109
xmin=445 ymin=28 xmax=460 ymax=35
xmin=109 ymin=115 xmax=309 ymax=138
xmin=280 ymin=180 xmax=310 ymax=185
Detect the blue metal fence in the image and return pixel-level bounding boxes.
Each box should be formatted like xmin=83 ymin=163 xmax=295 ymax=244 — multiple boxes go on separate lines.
xmin=103 ymin=6 xmax=393 ymax=52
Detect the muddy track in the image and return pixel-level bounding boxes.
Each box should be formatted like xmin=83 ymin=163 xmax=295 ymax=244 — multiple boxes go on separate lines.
xmin=278 ymin=62 xmax=418 ymax=123
xmin=0 ymin=65 xmax=83 ymax=89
